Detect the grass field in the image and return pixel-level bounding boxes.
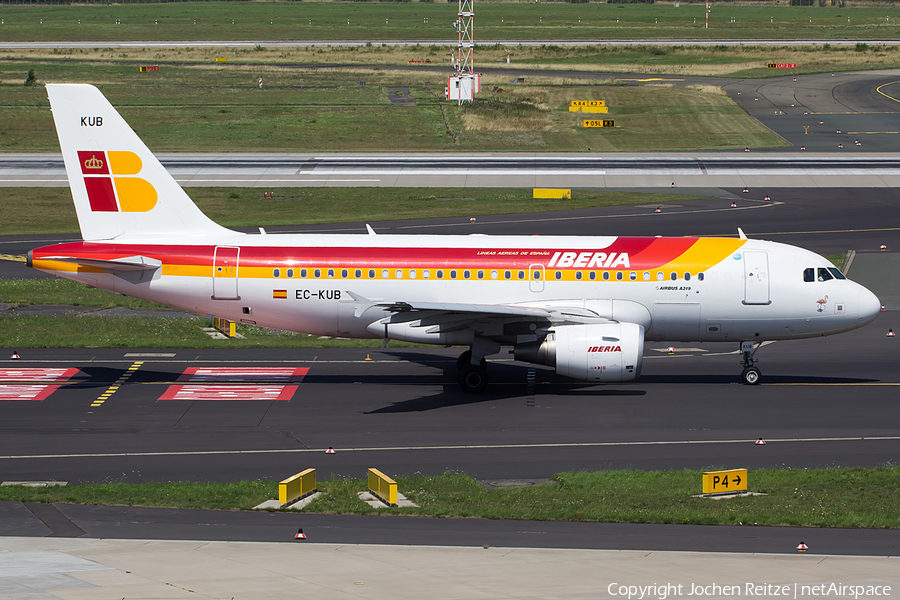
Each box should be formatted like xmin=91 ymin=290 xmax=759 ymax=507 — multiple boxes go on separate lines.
xmin=2 ymin=467 xmax=898 ymax=528
xmin=0 ymin=63 xmax=784 ymax=152
xmin=0 ymin=187 xmax=700 ymax=235
xmin=1 ymin=3 xmax=899 ymax=42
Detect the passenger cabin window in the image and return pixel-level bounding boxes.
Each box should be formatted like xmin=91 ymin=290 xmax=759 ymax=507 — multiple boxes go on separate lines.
xmin=355 ymin=269 xmax=362 ymax=278
xmin=423 ymin=270 xmax=430 ymax=279
xmin=314 ymin=269 xmax=321 ymax=278
xmin=828 ymin=267 xmax=846 ymax=280
xmin=590 ymin=271 xmax=596 ymax=280
xmin=684 ymin=272 xmax=691 ymax=281
xmin=273 ymin=269 xmax=280 ymax=278
xmin=409 ymin=269 xmax=417 ymax=279
xmin=327 ymin=269 xmax=335 ymax=278
xmin=804 ymin=268 xmax=815 ymax=282
xmin=555 ymin=271 xmax=562 ymax=280
xmin=300 ymin=269 xmax=308 ymax=278
xmin=341 ymin=269 xmax=348 ymax=278
xmin=818 ymin=268 xmax=833 ymax=282
xmin=576 ymin=271 xmax=583 ymax=280
xmin=368 ymin=269 xmax=375 ymax=279
xmin=518 ymin=270 xmax=525 ymax=280
xmin=437 ymin=270 xmax=444 ymax=279
xmin=382 ymin=269 xmax=389 ymax=279
xmin=287 ymin=269 xmax=294 ymax=278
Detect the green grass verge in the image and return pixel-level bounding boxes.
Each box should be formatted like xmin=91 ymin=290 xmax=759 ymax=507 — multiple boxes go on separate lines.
xmin=2 ymin=468 xmax=898 ymax=528
xmin=0 ymin=59 xmax=784 ymax=152
xmin=0 ymin=187 xmax=699 ymax=235
xmin=0 ymin=3 xmax=898 ymax=42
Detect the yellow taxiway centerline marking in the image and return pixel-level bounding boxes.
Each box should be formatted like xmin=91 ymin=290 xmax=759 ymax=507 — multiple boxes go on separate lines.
xmin=875 ymin=81 xmax=900 ymax=104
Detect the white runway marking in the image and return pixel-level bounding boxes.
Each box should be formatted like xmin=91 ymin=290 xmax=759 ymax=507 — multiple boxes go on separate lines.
xmin=3 ymin=435 xmax=899 ymax=460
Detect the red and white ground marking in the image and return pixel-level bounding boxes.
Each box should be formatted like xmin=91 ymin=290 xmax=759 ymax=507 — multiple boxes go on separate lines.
xmin=0 ymin=385 xmax=62 ymax=401
xmin=176 ymin=367 xmax=309 ymax=383
xmin=158 ymin=384 xmax=299 ymax=401
xmin=0 ymin=369 xmax=79 ymax=401
xmin=0 ymin=368 xmax=80 ymax=382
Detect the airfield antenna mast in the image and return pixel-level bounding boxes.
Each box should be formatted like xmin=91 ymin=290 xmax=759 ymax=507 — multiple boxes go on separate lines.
xmin=446 ymin=0 xmax=479 ymax=104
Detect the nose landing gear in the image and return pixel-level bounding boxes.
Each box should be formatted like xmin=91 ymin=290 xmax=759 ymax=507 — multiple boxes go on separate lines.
xmin=740 ymin=341 xmax=761 ymax=385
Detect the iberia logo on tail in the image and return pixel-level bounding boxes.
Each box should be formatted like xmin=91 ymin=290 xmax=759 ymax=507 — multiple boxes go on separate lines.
xmin=77 ymin=150 xmax=158 ymax=212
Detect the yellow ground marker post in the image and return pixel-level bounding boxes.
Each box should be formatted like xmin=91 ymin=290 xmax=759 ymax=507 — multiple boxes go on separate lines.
xmin=702 ymin=468 xmax=748 ymax=495
xmin=533 ymin=188 xmax=571 ymax=200
xmin=213 ymin=317 xmax=236 ymax=338
xmin=367 ymin=468 xmax=398 ymax=507
xmin=93 ymin=361 xmax=143 ymax=408
xmin=279 ymin=468 xmax=317 ymax=505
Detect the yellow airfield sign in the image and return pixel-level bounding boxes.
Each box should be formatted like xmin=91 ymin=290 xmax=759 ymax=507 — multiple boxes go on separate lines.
xmin=702 ymin=469 xmax=748 ymax=494
xmin=583 ymin=119 xmax=614 ymax=128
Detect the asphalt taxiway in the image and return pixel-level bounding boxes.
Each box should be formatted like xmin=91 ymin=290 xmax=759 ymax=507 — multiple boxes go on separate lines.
xmin=1 ymin=308 xmax=897 ymax=484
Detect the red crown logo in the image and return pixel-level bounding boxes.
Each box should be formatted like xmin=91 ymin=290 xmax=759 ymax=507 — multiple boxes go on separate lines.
xmin=84 ymin=155 xmax=104 ymax=170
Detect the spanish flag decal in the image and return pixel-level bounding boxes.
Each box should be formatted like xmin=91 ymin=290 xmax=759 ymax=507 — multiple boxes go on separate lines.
xmin=273 ymin=290 xmax=287 ymax=299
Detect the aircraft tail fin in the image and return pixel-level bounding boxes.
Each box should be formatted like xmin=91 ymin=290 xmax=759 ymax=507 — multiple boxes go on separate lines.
xmin=46 ymin=84 xmax=234 ymax=241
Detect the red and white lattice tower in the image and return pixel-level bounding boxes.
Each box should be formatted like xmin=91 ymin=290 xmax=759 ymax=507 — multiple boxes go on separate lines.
xmin=446 ymin=0 xmax=480 ymax=104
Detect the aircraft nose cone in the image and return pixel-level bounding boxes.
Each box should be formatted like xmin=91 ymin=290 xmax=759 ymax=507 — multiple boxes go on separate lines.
xmin=858 ymin=285 xmax=881 ymax=327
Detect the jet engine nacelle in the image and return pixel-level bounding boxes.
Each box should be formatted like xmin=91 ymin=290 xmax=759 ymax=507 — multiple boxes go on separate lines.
xmin=515 ymin=322 xmax=644 ymax=383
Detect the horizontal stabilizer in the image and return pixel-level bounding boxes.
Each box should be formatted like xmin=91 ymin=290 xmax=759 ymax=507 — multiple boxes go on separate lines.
xmin=41 ymin=254 xmax=162 ymax=272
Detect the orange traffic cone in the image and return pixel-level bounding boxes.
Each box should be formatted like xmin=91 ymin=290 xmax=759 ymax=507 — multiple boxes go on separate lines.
xmin=295 ymin=528 xmax=307 ymax=540
xmin=731 ymin=202 xmax=737 ymax=208
xmin=742 ymin=187 xmax=749 ymax=193
xmin=796 ymin=542 xmax=808 ymax=552
xmin=10 ymin=351 xmax=20 ymax=360
xmin=671 ymin=182 xmax=676 ymax=188
xmin=470 ymin=217 xmax=476 ymax=223
xmin=800 ymin=146 xmax=806 ymax=151
xmin=655 ymin=207 xmax=661 ymax=213
xmin=756 ymin=438 xmax=766 ymax=445
xmin=744 ymin=147 xmax=750 ymax=152
xmin=764 ymin=195 xmax=771 ymax=201
xmin=666 ymin=347 xmax=675 ymax=354
xmin=887 ymin=329 xmax=895 ymax=337
xmin=326 ymin=447 xmax=336 ymax=454
xmin=838 ymin=144 xmax=843 ymax=148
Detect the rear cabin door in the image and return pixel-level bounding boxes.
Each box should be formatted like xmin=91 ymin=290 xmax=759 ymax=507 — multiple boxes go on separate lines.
xmin=743 ymin=251 xmax=770 ymax=305
xmin=212 ymin=246 xmax=241 ymax=300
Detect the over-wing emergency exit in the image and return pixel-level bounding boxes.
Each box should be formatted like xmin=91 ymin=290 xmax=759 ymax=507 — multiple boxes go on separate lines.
xmin=29 ymin=84 xmax=881 ymax=391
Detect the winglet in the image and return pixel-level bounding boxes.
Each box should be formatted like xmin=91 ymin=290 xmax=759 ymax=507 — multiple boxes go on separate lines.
xmin=366 ymin=224 xmax=377 ymax=236
xmin=737 ymin=227 xmax=747 ymax=240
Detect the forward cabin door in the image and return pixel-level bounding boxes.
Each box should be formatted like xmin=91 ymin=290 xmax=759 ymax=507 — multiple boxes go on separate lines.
xmin=212 ymin=246 xmax=241 ymax=300
xmin=743 ymin=251 xmax=770 ymax=305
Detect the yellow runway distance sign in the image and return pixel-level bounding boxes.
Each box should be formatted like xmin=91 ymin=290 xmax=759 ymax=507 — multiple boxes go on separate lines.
xmin=583 ymin=119 xmax=615 ymax=128
xmin=702 ymin=468 xmax=748 ymax=494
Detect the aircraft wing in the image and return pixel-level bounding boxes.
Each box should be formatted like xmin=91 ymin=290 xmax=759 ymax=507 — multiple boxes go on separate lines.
xmin=349 ymin=292 xmax=613 ymax=327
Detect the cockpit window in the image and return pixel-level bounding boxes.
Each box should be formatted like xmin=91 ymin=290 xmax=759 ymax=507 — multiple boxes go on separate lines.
xmin=803 ymin=268 xmax=815 ymax=282
xmin=828 ymin=267 xmax=847 ymax=280
xmin=818 ymin=267 xmax=834 ymax=282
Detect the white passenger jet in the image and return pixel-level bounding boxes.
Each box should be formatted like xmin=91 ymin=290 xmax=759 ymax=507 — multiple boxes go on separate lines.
xmin=29 ymin=84 xmax=881 ymax=391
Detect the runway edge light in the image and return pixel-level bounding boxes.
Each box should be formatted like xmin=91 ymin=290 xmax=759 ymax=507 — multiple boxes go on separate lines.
xmin=887 ymin=329 xmax=895 ymax=337
xmin=755 ymin=438 xmax=766 ymax=445
xmin=10 ymin=351 xmax=19 ymax=360
xmin=326 ymin=447 xmax=336 ymax=454
xmin=796 ymin=542 xmax=808 ymax=552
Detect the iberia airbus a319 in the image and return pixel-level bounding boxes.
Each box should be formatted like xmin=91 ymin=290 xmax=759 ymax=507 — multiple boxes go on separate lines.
xmin=29 ymin=84 xmax=881 ymax=391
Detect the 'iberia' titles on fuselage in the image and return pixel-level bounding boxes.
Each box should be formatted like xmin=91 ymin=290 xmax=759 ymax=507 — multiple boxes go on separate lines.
xmin=30 ymin=233 xmax=874 ymax=344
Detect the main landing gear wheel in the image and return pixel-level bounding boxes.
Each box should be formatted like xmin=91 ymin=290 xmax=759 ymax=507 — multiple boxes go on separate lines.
xmin=457 ymin=351 xmax=488 ymax=393
xmin=741 ymin=366 xmax=761 ymax=385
